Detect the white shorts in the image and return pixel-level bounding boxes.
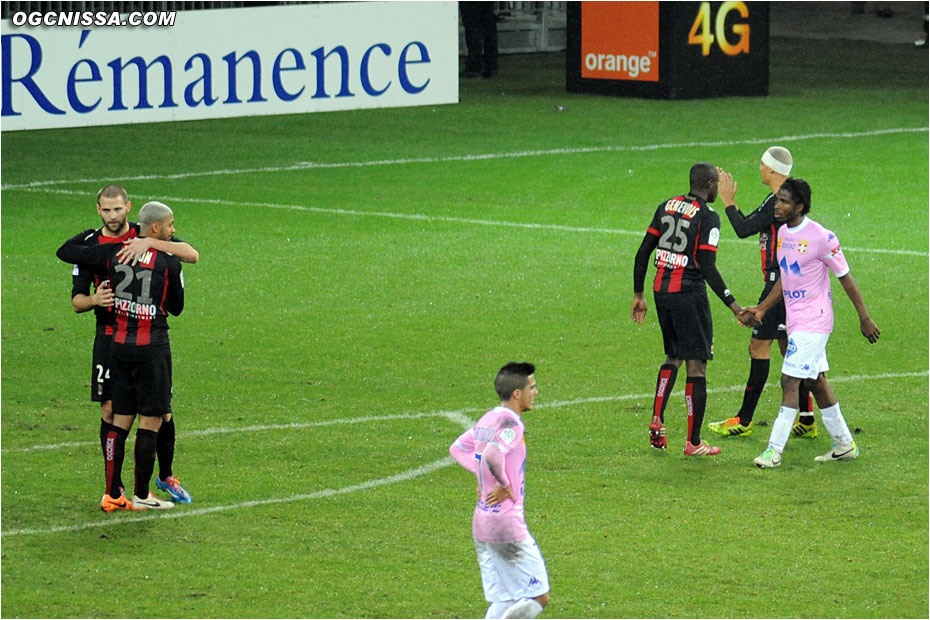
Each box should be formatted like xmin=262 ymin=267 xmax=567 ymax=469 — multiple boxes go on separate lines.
xmin=781 ymin=331 xmax=830 ymax=379
xmin=475 ymin=536 xmax=550 ymax=603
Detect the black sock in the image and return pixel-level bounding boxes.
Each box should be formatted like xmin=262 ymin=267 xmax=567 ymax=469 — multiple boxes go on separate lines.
xmin=134 ymin=429 xmax=159 ymax=500
xmin=107 ymin=426 xmax=129 ymax=499
xmin=157 ymin=417 xmax=176 ymax=481
xmin=737 ymin=358 xmax=770 ymax=425
xmin=798 ymin=384 xmax=815 ymax=424
xmin=653 ymin=364 xmax=678 ymax=424
xmin=686 ymin=377 xmax=708 ymax=445
xmin=99 ymin=419 xmax=109 ymax=458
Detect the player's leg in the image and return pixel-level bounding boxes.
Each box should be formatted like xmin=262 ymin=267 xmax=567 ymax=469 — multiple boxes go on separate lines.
xmin=677 ymin=294 xmax=718 ymax=456
xmin=155 ymin=413 xmax=192 ymax=503
xmin=101 ymin=350 xmax=134 ymax=511
xmin=131 ymin=347 xmax=175 ymax=509
xmin=132 ymin=414 xmax=172 ymax=509
xmin=755 ymin=332 xmax=826 ymax=468
xmin=475 ymin=540 xmax=515 ymax=619
xmin=151 ymin=347 xmax=192 ymax=502
xmin=650 ymin=300 xmax=682 ymax=450
xmin=808 ymin=373 xmax=858 ymax=462
xmin=777 ymin=335 xmax=818 ymax=438
xmin=93 ymin=335 xmax=125 ymax=495
xmin=494 ymin=538 xmax=549 ymax=619
xmin=710 ymin=336 xmax=771 ymax=437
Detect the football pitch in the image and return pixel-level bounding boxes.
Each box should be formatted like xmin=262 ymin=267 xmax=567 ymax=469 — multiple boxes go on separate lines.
xmin=1 ymin=34 xmax=928 ymax=619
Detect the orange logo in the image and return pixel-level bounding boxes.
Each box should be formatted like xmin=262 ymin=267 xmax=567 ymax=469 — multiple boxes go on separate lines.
xmin=581 ymin=2 xmax=659 ymax=82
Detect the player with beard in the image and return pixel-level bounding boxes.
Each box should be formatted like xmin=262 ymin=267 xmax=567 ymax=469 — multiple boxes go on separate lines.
xmin=62 ymin=185 xmax=198 ymax=510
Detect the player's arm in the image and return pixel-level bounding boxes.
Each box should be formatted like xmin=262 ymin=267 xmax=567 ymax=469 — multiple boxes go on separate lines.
xmin=631 ymin=229 xmax=659 ymax=323
xmin=164 ymin=262 xmax=185 ymax=317
xmin=71 ymin=285 xmax=114 ymax=313
xmin=449 ymin=429 xmax=479 ymax=474
xmin=117 ymin=237 xmax=200 ymax=265
xmin=56 ymin=235 xmax=113 ymax=267
xmin=838 ymin=273 xmax=880 ymax=343
xmin=482 ymin=443 xmax=516 ymax=505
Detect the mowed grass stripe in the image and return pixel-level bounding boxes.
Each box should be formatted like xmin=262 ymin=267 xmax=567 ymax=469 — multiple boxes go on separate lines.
xmin=15 ymin=188 xmax=930 ymax=257
xmin=2 ymin=126 xmax=925 ymax=190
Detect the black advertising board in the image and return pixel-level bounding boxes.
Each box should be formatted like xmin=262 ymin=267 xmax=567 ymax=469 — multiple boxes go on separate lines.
xmin=566 ymin=2 xmax=769 ymax=99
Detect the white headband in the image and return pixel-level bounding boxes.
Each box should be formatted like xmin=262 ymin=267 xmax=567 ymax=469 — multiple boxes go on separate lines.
xmin=761 ymin=149 xmax=792 ymax=175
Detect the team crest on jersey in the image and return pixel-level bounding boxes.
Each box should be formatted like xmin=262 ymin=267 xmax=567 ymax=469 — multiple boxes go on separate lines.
xmin=797 ymin=240 xmax=808 ymax=254
xmin=831 ymin=245 xmax=842 ymax=257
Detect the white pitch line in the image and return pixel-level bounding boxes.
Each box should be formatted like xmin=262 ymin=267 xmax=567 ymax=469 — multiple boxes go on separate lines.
xmin=1 ymin=370 xmax=925 ymax=537
xmin=1 ymin=127 xmax=925 ymax=190
xmin=6 ymin=371 xmax=926 ymax=455
xmin=19 ymin=187 xmax=929 ymax=257
xmin=0 ymin=457 xmax=455 ymax=538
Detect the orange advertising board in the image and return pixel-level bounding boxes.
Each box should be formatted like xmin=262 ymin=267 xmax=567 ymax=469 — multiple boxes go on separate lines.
xmin=580 ymin=2 xmax=660 ymax=82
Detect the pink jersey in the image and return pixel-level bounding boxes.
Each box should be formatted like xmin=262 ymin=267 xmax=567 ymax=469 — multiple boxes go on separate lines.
xmin=449 ymin=406 xmax=529 ymax=543
xmin=776 ymin=217 xmax=850 ymax=334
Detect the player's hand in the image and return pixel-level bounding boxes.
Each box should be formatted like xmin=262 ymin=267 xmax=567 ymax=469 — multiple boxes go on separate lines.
xmin=860 ymin=317 xmax=880 ymax=343
xmin=117 ymin=237 xmax=155 ymax=266
xmin=93 ymin=281 xmax=114 ymax=308
xmin=631 ymin=294 xmax=647 ymax=323
xmin=737 ymin=307 xmax=760 ymax=327
xmin=485 ymin=484 xmax=516 ymax=506
xmin=717 ymin=169 xmax=737 ymax=206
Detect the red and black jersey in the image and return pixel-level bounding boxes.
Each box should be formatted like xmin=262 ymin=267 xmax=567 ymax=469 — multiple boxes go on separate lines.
xmin=643 ymin=194 xmax=722 ymax=295
xmin=67 ymin=225 xmax=140 ymax=336
xmin=724 ymin=193 xmax=780 ymax=281
xmin=58 ymin=235 xmax=184 ymax=346
xmin=108 ymin=248 xmax=183 ymax=346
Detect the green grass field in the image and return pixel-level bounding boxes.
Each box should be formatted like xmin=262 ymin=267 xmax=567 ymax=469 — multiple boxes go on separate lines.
xmin=1 ymin=33 xmax=928 ymax=619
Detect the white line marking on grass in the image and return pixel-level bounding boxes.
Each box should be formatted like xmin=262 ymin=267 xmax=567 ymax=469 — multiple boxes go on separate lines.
xmin=1 ymin=370 xmax=925 ymax=537
xmin=19 ymin=187 xmax=929 ymax=257
xmin=0 ymin=457 xmax=455 ymax=538
xmin=6 ymin=371 xmax=925 ymax=455
xmin=2 ymin=127 xmax=925 ymax=190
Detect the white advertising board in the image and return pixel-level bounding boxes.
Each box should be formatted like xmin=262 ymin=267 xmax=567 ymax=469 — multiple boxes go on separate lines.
xmin=0 ymin=2 xmax=459 ymax=131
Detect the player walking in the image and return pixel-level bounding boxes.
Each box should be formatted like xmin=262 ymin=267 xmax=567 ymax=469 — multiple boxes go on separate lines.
xmin=748 ymin=178 xmax=880 ymax=468
xmin=450 ymin=362 xmax=550 ymax=619
xmin=632 ymin=163 xmax=755 ymax=456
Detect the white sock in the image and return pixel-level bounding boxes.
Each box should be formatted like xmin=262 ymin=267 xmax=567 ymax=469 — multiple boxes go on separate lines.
xmin=486 ymin=601 xmax=514 ymax=619
xmin=768 ymin=406 xmax=796 ymax=453
xmin=821 ymin=402 xmax=854 ymax=446
xmin=502 ymin=598 xmax=544 ymax=619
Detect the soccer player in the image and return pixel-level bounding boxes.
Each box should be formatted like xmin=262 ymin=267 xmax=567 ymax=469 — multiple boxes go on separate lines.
xmin=63 ymin=185 xmax=198 ymax=510
xmin=449 ymin=362 xmax=550 ymax=620
xmin=631 ymin=163 xmax=755 ymax=456
xmin=747 ymin=178 xmax=880 ymax=468
xmin=708 ymin=147 xmax=818 ymax=438
xmin=59 ymin=201 xmax=189 ymax=509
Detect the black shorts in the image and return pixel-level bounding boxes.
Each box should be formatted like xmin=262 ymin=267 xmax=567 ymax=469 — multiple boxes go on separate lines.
xmin=110 ymin=343 xmax=173 ymax=417
xmin=752 ymin=279 xmax=787 ymax=341
xmin=654 ymin=290 xmax=714 ymax=361
xmin=91 ymin=332 xmax=113 ymax=403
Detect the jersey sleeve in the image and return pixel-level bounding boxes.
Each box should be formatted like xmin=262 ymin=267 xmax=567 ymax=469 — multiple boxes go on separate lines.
xmin=725 ymin=198 xmax=775 ymax=238
xmin=449 ymin=427 xmax=478 ymax=474
xmin=819 ymin=229 xmax=850 ymax=278
xmin=633 ymin=205 xmax=663 ymax=293
xmin=71 ymin=264 xmax=94 ymax=299
xmin=698 ymin=210 xmax=722 ymax=253
xmin=57 ymin=236 xmax=116 ymax=267
xmin=164 ymin=259 xmax=185 ymax=316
